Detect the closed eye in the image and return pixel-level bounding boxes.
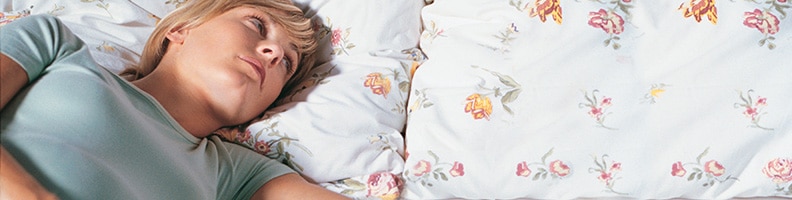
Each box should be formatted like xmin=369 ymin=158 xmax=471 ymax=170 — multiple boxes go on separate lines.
xmin=282 ymin=56 xmax=294 ymax=75
xmin=248 ymin=16 xmax=266 ymax=36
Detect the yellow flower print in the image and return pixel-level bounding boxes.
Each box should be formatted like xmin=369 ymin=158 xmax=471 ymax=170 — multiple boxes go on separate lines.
xmin=641 ymin=83 xmax=668 ymax=104
xmin=364 ymin=73 xmax=392 ymax=99
xmin=464 ymin=93 xmax=493 ymax=120
xmin=528 ymin=0 xmax=563 ymax=24
xmin=678 ymin=0 xmax=718 ymax=24
xmin=96 ymin=41 xmax=116 ymax=53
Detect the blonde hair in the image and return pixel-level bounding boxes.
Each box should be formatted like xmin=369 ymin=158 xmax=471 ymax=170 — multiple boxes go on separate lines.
xmin=121 ymin=0 xmax=317 ymax=97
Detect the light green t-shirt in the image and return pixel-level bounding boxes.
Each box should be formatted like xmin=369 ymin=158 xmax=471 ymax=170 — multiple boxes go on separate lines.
xmin=0 ymin=15 xmax=294 ymax=200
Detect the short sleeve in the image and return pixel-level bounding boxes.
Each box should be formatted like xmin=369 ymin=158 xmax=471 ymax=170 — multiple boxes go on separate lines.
xmin=0 ymin=14 xmax=88 ymax=82
xmin=211 ymin=136 xmax=295 ymax=200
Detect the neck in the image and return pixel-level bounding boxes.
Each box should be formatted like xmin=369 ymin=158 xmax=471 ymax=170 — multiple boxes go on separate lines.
xmin=131 ymin=70 xmax=220 ymax=138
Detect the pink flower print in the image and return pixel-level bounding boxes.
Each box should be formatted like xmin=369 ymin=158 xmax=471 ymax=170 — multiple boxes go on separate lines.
xmin=743 ymin=9 xmax=782 ymax=49
xmin=588 ymin=9 xmax=626 ymax=49
xmin=610 ymin=162 xmax=622 ymax=172
xmin=734 ymin=90 xmax=773 ymax=130
xmin=516 ymin=161 xmax=532 ymax=177
xmin=579 ymin=90 xmax=617 ymax=130
xmin=405 ymin=151 xmax=465 ymax=187
xmin=672 ymin=161 xmax=687 ymax=177
xmin=601 ymin=97 xmax=613 ymax=107
xmin=331 ymin=28 xmax=343 ymax=46
xmin=764 ymin=158 xmax=792 ymax=184
xmin=589 ymin=155 xmax=627 ymax=195
xmin=413 ymin=160 xmax=432 ymax=177
xmin=763 ymin=158 xmax=792 ymax=196
xmin=588 ymin=9 xmax=625 ymax=35
xmin=671 ymin=147 xmax=738 ymax=187
xmin=598 ymin=172 xmax=613 ymax=184
xmin=744 ymin=107 xmax=759 ymax=119
xmin=744 ymin=9 xmax=780 ymax=35
xmin=326 ymin=24 xmax=355 ymax=55
xmin=589 ymin=107 xmax=604 ymax=120
xmin=449 ymin=162 xmax=465 ymax=177
xmin=704 ymin=160 xmax=726 ymax=177
xmin=254 ymin=140 xmax=270 ymax=155
xmin=622 ymin=0 xmax=631 ymax=2
xmin=516 ymin=148 xmax=569 ymax=181
xmin=757 ymin=97 xmax=767 ymax=106
xmin=549 ymin=160 xmax=571 ymax=177
xmin=366 ymin=172 xmax=401 ymax=199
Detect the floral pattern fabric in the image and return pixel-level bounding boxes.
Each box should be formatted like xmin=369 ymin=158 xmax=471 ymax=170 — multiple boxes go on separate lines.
xmin=404 ymin=0 xmax=792 ymax=199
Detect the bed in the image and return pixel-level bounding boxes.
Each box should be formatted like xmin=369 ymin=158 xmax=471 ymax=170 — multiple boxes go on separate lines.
xmin=2 ymin=0 xmax=791 ymax=199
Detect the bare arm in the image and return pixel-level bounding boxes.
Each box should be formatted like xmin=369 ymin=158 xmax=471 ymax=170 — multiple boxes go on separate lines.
xmin=0 ymin=53 xmax=58 ymax=200
xmin=250 ymin=173 xmax=349 ymax=200
xmin=1 ymin=54 xmax=27 ymax=109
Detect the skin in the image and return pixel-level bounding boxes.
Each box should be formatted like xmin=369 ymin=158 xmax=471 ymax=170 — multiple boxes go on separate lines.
xmin=0 ymin=7 xmax=348 ymax=200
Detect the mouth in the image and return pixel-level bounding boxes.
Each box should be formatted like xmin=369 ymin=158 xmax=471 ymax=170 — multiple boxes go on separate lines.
xmin=239 ymin=55 xmax=265 ymax=87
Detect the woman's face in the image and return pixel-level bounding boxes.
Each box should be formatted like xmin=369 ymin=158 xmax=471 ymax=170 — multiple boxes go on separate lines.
xmin=166 ymin=6 xmax=299 ymax=125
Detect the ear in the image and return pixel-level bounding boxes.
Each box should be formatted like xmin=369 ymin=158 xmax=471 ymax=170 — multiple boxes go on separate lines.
xmin=165 ymin=25 xmax=189 ymax=44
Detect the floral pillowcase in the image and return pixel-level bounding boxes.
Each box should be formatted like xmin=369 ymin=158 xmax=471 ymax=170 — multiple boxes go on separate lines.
xmin=209 ymin=0 xmax=425 ymax=199
xmin=3 ymin=0 xmax=158 ymax=73
xmin=402 ymin=0 xmax=792 ymax=199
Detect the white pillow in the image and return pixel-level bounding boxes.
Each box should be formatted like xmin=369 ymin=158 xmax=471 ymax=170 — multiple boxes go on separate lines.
xmin=402 ymin=0 xmax=792 ymax=199
xmin=209 ymin=0 xmax=425 ymax=199
xmin=3 ymin=0 xmax=156 ymax=73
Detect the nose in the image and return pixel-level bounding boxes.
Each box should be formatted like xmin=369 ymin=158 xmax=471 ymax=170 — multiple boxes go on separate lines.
xmin=257 ymin=41 xmax=284 ymax=68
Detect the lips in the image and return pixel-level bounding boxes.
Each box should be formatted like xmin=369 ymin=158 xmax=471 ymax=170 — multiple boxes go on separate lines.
xmin=239 ymin=55 xmax=265 ymax=87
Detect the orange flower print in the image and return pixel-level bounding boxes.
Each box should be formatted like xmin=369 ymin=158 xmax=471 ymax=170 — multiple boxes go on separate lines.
xmin=527 ymin=0 xmax=563 ymax=24
xmin=734 ymin=89 xmax=773 ymax=130
xmin=763 ymin=158 xmax=792 ymax=195
xmin=464 ymin=93 xmax=493 ymax=120
xmin=405 ymin=151 xmax=465 ymax=187
xmin=671 ymin=147 xmax=738 ymax=187
xmin=678 ymin=0 xmax=718 ymax=24
xmin=364 ymin=73 xmax=392 ymax=99
xmin=516 ymin=148 xmax=571 ymax=180
xmin=589 ymin=155 xmax=627 ymax=195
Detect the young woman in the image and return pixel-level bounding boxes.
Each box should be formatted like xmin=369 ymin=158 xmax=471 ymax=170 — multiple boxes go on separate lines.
xmin=0 ymin=0 xmax=347 ymax=199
